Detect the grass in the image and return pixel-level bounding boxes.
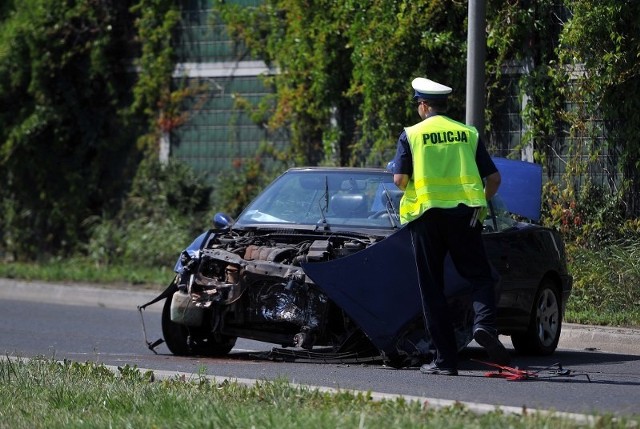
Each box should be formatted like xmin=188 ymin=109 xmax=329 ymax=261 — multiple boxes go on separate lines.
xmin=0 ymin=258 xmax=171 ymax=290
xmin=1 ymin=358 xmax=635 ymax=429
xmin=565 ymin=243 xmax=640 ymax=327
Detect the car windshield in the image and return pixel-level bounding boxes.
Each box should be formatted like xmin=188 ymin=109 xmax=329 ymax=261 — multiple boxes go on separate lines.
xmin=235 ymin=169 xmax=403 ymax=229
xmin=235 ymin=169 xmax=524 ymax=232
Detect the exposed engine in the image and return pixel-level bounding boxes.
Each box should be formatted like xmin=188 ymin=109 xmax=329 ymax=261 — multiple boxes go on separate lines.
xmin=172 ymin=231 xmax=377 ymax=348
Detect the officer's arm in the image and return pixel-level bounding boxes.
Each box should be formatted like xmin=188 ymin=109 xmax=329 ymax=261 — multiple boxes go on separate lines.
xmin=394 ymin=174 xmax=409 ymax=191
xmin=484 ymin=171 xmax=501 ymax=201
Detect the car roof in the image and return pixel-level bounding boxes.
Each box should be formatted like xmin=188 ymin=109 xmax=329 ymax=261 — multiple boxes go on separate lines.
xmin=285 ymin=166 xmax=389 ymax=174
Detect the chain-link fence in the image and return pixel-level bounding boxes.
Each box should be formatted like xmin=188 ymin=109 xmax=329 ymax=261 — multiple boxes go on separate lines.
xmin=170 ymin=0 xmax=287 ymax=180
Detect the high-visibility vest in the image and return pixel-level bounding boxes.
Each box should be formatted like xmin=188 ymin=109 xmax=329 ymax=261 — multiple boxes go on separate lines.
xmin=399 ymin=115 xmax=487 ymax=224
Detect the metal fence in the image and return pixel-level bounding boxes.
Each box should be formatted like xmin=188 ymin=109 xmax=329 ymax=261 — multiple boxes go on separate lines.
xmin=169 ymin=0 xmax=288 ymax=180
xmin=487 ymin=72 xmax=623 ymax=195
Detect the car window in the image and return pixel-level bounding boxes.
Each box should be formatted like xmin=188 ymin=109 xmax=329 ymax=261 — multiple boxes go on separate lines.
xmin=484 ymin=194 xmax=519 ymax=232
xmin=236 ymin=170 xmax=402 ymax=229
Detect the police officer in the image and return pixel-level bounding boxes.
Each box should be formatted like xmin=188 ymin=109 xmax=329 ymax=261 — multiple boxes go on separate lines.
xmin=390 ymin=77 xmax=510 ymax=376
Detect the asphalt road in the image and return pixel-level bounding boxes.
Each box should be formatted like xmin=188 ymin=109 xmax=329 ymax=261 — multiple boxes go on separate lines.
xmin=1 ymin=279 xmax=640 ymax=419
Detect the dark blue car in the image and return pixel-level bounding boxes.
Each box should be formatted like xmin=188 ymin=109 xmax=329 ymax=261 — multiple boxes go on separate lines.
xmin=145 ymin=159 xmax=572 ymax=363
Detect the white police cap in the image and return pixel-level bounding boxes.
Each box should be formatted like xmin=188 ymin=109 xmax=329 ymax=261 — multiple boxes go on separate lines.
xmin=412 ymin=77 xmax=452 ymax=100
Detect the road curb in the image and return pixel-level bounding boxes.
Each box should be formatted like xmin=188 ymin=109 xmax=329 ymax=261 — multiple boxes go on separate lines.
xmin=0 ymin=278 xmax=161 ymax=312
xmin=2 ymin=279 xmax=639 ymax=355
xmin=558 ymin=323 xmax=640 ymax=355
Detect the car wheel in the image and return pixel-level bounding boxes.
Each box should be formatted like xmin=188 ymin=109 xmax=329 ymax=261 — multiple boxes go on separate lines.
xmin=161 ymin=294 xmax=237 ymax=356
xmin=511 ymin=279 xmax=562 ymax=355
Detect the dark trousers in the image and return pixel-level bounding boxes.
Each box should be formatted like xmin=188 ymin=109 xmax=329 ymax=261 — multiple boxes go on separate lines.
xmin=408 ymin=207 xmax=497 ymax=369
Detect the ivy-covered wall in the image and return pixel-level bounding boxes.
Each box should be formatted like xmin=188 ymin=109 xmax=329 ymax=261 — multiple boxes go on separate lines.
xmin=0 ymin=0 xmax=142 ymax=258
xmin=2 ymin=0 xmax=639 ymax=261
xmin=210 ymin=0 xmax=640 ymax=216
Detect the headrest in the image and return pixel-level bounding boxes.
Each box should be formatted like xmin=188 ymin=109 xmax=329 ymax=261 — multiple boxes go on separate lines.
xmin=330 ymin=193 xmax=367 ymax=217
xmin=380 ymin=189 xmax=403 ymax=209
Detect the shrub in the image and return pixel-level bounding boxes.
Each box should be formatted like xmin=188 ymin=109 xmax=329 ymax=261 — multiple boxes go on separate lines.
xmin=567 ymin=241 xmax=640 ymax=326
xmin=84 ymin=157 xmax=212 ymax=267
xmin=212 ymin=146 xmax=287 ymax=219
xmin=541 ymin=181 xmax=633 ymax=247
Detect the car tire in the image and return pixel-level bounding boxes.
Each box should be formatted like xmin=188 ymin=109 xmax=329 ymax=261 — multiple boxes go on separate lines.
xmin=161 ymin=293 xmax=237 ymax=356
xmin=511 ymin=279 xmax=562 ymax=355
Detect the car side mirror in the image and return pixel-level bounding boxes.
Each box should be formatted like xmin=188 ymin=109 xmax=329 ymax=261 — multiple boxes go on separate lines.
xmin=212 ymin=212 xmax=234 ymax=230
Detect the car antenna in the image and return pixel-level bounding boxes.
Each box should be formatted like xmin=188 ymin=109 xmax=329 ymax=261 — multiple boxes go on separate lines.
xmin=316 ymin=175 xmax=330 ymax=231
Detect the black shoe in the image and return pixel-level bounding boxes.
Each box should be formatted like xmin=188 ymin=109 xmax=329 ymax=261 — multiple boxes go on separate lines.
xmin=419 ymin=362 xmax=458 ymax=376
xmin=382 ymin=354 xmax=412 ymax=369
xmin=473 ymin=327 xmax=511 ymax=365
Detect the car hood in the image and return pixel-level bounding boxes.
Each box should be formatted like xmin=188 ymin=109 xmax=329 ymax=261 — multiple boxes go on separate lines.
xmin=492 ymin=157 xmax=542 ymax=222
xmin=302 ymin=226 xmax=421 ymax=354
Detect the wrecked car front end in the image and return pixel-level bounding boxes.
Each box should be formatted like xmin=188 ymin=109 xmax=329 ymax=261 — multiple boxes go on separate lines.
xmin=140 ymin=167 xmax=403 ymax=356
xmin=173 ymin=228 xmax=384 ymax=350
